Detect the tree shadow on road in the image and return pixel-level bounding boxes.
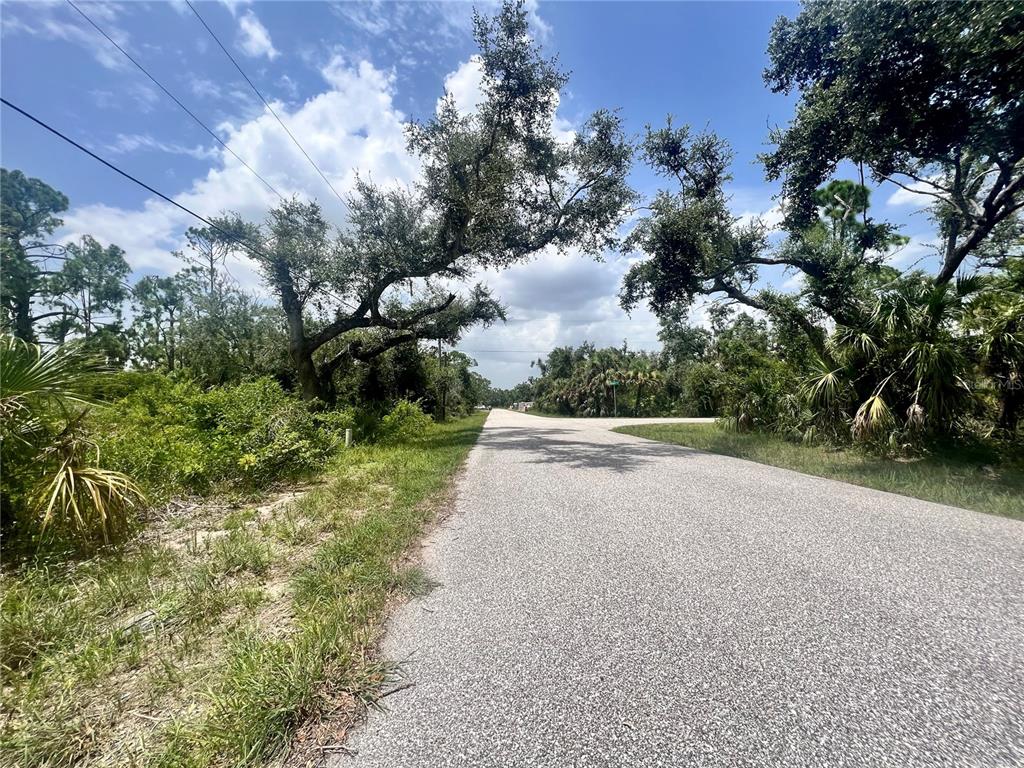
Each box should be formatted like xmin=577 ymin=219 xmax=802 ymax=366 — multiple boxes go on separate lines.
xmin=478 ymin=426 xmax=700 ymax=474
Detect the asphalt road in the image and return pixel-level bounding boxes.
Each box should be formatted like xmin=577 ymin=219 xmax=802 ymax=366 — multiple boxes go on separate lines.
xmin=338 ymin=409 xmax=1024 ymax=767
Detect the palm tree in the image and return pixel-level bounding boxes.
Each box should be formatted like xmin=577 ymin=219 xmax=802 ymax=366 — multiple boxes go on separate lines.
xmin=804 ymin=273 xmax=981 ymax=448
xmin=619 ymin=360 xmax=664 ymax=416
xmin=965 ymin=260 xmax=1024 ymax=433
xmin=1 ymin=335 xmax=143 ymax=545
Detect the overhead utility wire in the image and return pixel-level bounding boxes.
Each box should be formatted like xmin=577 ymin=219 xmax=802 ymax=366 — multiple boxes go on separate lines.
xmin=185 ymin=0 xmax=349 ymax=209
xmin=64 ymin=0 xmax=283 ymax=201
xmin=1 ymin=97 xmax=281 ymax=268
xmin=3 ymin=99 xmax=362 ymax=314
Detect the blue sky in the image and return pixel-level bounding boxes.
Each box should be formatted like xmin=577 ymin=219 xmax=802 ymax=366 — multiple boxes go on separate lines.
xmin=1 ymin=1 xmax=938 ymax=387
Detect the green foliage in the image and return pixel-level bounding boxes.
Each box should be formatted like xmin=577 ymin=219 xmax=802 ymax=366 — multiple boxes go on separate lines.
xmin=206 ymin=1 xmax=634 ymax=403
xmin=48 ymin=235 xmax=130 ymax=354
xmin=375 ymin=399 xmax=433 ymax=445
xmin=89 ymin=376 xmax=350 ymax=498
xmin=1 ymin=168 xmax=69 ymax=343
xmin=519 ymin=311 xmax=803 ymax=422
xmin=965 ymin=258 xmax=1024 ymax=432
xmin=800 ymin=273 xmax=984 ymax=451
xmin=763 ymin=0 xmax=1024 ymax=282
xmin=0 ymin=336 xmax=143 ymax=547
xmin=0 ymin=414 xmax=486 ymax=767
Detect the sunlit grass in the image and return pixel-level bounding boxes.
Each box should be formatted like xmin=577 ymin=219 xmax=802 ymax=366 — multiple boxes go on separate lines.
xmin=0 ymin=413 xmax=486 ymax=767
xmin=614 ymin=422 xmax=1024 ymax=520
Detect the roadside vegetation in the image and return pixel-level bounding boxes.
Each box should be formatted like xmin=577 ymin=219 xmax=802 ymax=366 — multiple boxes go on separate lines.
xmin=3 ymin=3 xmax=596 ymax=764
xmin=1 ymin=413 xmax=485 ymax=767
xmin=615 ymin=422 xmax=1024 ymax=520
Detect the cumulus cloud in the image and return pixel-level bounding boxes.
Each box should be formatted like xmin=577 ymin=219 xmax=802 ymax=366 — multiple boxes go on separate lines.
xmin=56 ymin=57 xmax=417 ymax=291
xmin=452 ymin=248 xmax=667 ymax=386
xmin=237 ymin=10 xmax=278 ymax=60
xmin=440 ymin=55 xmax=485 ymax=116
xmin=886 ymin=177 xmax=942 ymax=207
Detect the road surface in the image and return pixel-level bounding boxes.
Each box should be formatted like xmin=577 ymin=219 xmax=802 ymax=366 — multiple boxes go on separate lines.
xmin=338 ymin=409 xmax=1024 ymax=767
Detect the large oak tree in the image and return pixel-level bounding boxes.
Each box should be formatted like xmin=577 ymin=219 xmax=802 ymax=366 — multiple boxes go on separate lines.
xmin=222 ymin=1 xmax=635 ymax=402
xmin=619 ymin=123 xmax=903 ymax=361
xmin=762 ymin=0 xmax=1024 ymax=283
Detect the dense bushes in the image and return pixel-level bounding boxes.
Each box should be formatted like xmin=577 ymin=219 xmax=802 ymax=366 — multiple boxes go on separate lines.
xmin=375 ymin=399 xmax=434 ymax=444
xmin=2 ymin=339 xmax=459 ymax=551
xmin=89 ymin=375 xmax=353 ymax=498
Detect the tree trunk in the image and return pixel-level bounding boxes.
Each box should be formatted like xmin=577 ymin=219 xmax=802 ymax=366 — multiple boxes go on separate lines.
xmin=291 ymin=341 xmax=329 ymax=402
xmin=167 ymin=312 xmax=176 ymax=371
xmin=12 ymin=295 xmax=35 ymax=343
xmin=276 ymin=264 xmax=335 ymax=403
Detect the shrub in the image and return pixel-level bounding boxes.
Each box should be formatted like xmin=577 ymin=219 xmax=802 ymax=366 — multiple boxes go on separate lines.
xmin=89 ymin=375 xmax=351 ymax=498
xmin=375 ymin=399 xmax=432 ymax=445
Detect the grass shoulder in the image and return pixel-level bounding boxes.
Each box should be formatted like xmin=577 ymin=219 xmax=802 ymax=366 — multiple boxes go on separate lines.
xmin=613 ymin=422 xmax=1024 ymax=520
xmin=0 ymin=413 xmax=486 ymax=768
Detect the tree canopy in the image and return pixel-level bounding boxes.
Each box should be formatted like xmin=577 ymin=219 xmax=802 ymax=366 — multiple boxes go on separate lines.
xmin=219 ymin=0 xmax=635 ymax=402
xmin=762 ymin=0 xmax=1024 ymax=282
xmin=0 ymin=168 xmax=70 ymax=342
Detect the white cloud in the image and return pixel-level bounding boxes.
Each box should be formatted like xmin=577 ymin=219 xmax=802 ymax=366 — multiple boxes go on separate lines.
xmin=190 ymin=77 xmax=222 ymax=99
xmin=56 ymin=57 xmax=417 ymax=293
xmin=106 ymin=133 xmax=218 ymax=160
xmin=332 ymin=0 xmax=393 ymax=36
xmin=885 ymin=235 xmax=942 ymax=268
xmin=440 ymin=56 xmax=485 ymax=116
xmin=237 ymin=10 xmax=278 ymax=60
xmin=729 ymin=185 xmax=785 ymax=231
xmin=736 ymin=203 xmax=784 ymax=231
xmin=453 ymin=248 xmax=665 ymax=386
xmin=780 ymin=271 xmax=806 ymax=292
xmin=90 ymin=82 xmax=161 ymax=113
xmin=886 ymin=177 xmax=942 ymax=207
xmin=220 ymin=0 xmax=252 ymax=18
xmin=2 ymin=2 xmax=131 ymax=70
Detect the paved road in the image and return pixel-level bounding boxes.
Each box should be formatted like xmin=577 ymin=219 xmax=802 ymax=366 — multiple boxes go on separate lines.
xmin=339 ymin=409 xmax=1024 ymax=767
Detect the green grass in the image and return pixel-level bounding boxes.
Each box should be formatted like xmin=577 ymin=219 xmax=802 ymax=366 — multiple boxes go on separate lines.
xmin=0 ymin=413 xmax=486 ymax=768
xmin=614 ymin=423 xmax=1024 ymax=520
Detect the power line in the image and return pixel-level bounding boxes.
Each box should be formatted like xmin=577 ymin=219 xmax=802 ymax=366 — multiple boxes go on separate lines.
xmin=64 ymin=0 xmax=284 ymax=202
xmin=186 ymin=0 xmax=349 ymax=210
xmin=0 ymin=97 xmax=276 ymax=268
xmin=4 ymin=98 xmax=362 ymax=315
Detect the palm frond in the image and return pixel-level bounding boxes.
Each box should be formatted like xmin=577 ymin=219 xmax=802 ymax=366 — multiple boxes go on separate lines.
xmin=852 ymin=394 xmax=895 ymax=443
xmin=802 ymin=364 xmax=845 ymax=407
xmin=0 ymin=335 xmax=103 ymax=423
xmin=39 ymin=459 xmax=145 ymax=544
